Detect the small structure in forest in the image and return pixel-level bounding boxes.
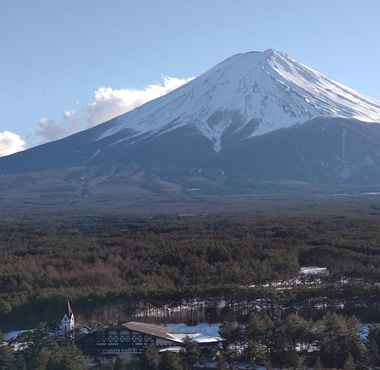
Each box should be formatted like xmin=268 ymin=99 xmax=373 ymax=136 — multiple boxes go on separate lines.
xmin=60 ymin=299 xmax=75 ymax=337
xmin=299 ymin=266 xmax=329 ymax=276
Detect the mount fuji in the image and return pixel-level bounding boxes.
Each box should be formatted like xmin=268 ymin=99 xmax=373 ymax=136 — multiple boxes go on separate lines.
xmin=2 ymin=49 xmax=380 ymax=209
xmin=94 ymin=49 xmax=380 ymax=152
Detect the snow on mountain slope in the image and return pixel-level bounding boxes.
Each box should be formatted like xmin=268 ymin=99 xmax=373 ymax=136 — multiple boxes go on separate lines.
xmin=98 ymin=49 xmax=380 ymax=151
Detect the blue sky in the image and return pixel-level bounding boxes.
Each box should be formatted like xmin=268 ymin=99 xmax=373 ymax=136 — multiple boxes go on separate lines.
xmin=0 ymin=0 xmax=379 ymax=155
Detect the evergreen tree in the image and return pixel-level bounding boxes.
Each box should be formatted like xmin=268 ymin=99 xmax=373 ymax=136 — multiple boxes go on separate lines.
xmin=246 ymin=339 xmax=262 ymax=364
xmin=22 ymin=323 xmax=56 ymax=369
xmin=283 ymin=314 xmax=309 ymax=352
xmin=264 ymin=359 xmax=273 ymax=370
xmin=142 ymin=346 xmax=160 ymax=370
xmin=368 ymin=325 xmax=380 ymax=366
xmin=113 ymin=357 xmax=126 ymax=370
xmin=247 ymin=313 xmax=273 ymax=363
xmin=93 ymin=363 xmax=113 ymax=370
xmin=317 ymin=313 xmax=366 ymax=368
xmin=15 ymin=355 xmax=27 ymax=370
xmin=343 ymin=354 xmax=356 ymax=370
xmin=159 ymin=352 xmax=183 ymax=370
xmin=314 ymin=356 xmax=323 ymax=370
xmin=58 ymin=346 xmax=87 ymax=370
xmin=296 ymin=355 xmax=306 ymax=370
xmin=35 ymin=349 xmax=51 ymax=370
xmin=219 ymin=321 xmax=242 ymax=368
xmin=0 ymin=345 xmax=16 ymax=370
xmin=182 ymin=338 xmax=200 ymax=370
xmin=216 ymin=353 xmax=228 ymax=370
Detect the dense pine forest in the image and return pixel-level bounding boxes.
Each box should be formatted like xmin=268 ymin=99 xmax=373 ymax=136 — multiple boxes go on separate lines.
xmin=2 ymin=312 xmax=380 ymax=369
xmin=2 ymin=211 xmax=380 ymax=326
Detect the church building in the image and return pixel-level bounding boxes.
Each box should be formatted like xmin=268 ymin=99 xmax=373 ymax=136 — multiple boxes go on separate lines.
xmin=60 ymin=299 xmax=75 ymax=336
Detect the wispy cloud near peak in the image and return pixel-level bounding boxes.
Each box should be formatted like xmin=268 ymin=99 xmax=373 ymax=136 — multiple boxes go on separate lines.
xmin=35 ymin=76 xmax=193 ymax=144
xmin=0 ymin=131 xmax=26 ymax=157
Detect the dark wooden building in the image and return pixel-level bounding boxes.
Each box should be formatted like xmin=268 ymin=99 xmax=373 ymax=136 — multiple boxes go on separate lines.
xmin=78 ymin=321 xmax=221 ymax=357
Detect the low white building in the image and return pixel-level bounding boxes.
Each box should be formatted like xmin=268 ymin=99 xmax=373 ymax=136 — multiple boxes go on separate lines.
xmin=299 ymin=267 xmax=329 ymax=276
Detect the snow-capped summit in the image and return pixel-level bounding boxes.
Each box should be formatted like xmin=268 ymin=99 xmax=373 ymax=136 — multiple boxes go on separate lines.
xmin=2 ymin=50 xmax=380 ymax=204
xmin=97 ymin=49 xmax=380 ymax=151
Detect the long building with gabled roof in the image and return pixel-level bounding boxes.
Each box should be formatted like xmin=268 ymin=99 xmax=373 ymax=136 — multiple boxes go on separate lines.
xmin=78 ymin=321 xmax=222 ymax=358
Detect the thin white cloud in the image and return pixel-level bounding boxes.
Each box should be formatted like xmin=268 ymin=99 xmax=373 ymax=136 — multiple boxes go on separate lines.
xmin=36 ymin=117 xmax=69 ymax=142
xmin=36 ymin=110 xmax=81 ymax=142
xmin=35 ymin=76 xmax=193 ymax=144
xmin=0 ymin=131 xmax=26 ymax=157
xmin=87 ymin=76 xmax=193 ymax=126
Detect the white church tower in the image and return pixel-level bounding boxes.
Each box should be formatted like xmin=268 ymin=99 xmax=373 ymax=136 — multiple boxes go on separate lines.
xmin=60 ymin=299 xmax=75 ymax=337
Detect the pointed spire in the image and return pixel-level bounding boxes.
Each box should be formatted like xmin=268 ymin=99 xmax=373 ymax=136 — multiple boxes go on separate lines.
xmin=67 ymin=297 xmax=74 ymax=318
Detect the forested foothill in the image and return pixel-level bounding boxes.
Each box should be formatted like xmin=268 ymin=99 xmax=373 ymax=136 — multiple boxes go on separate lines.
xmin=2 ymin=209 xmax=380 ymax=327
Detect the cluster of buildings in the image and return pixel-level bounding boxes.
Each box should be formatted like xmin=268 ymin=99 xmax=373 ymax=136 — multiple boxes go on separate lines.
xmin=59 ymin=300 xmax=222 ymax=360
xmin=8 ymin=268 xmax=330 ymax=361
